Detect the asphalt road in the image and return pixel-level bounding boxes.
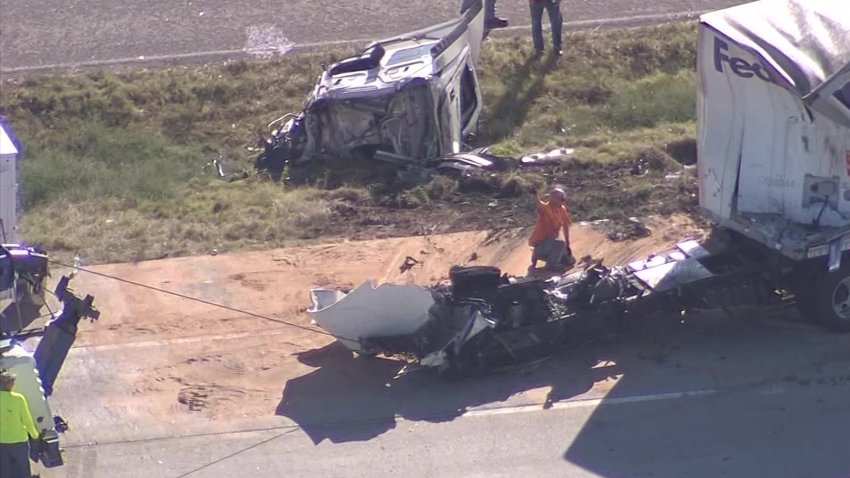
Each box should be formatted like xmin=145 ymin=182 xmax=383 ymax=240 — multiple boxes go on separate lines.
xmin=0 ymin=0 xmax=750 ymax=72
xmin=54 ymin=386 xmax=850 ymax=478
xmin=38 ymin=308 xmax=850 ymax=477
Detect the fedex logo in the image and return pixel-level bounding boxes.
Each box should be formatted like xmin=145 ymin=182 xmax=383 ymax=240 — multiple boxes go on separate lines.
xmin=714 ymin=37 xmax=770 ymax=82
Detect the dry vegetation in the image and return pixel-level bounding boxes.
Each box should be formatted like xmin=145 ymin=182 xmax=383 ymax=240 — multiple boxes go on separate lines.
xmin=0 ymin=22 xmax=700 ymax=264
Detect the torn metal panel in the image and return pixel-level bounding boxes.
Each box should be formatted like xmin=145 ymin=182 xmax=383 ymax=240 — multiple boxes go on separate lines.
xmin=308 ymin=281 xmax=435 ymax=353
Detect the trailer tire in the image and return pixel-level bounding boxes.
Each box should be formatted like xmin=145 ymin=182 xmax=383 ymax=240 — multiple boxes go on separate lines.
xmin=803 ymin=265 xmax=850 ymax=332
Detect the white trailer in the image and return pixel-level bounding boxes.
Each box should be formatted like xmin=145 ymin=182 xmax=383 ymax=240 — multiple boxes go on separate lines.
xmin=697 ymin=0 xmax=850 ymax=329
xmin=0 ymin=122 xmax=19 ymax=244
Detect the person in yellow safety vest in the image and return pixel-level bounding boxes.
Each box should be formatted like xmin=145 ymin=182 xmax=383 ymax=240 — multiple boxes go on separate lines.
xmin=0 ymin=371 xmax=40 ymax=478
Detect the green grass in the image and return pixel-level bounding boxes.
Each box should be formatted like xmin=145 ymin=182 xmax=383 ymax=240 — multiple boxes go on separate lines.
xmin=0 ymin=22 xmax=700 ymax=264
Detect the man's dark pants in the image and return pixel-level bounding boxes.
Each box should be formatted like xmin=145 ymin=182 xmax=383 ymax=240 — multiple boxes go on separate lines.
xmin=460 ymin=0 xmax=497 ymax=20
xmin=532 ymin=237 xmax=566 ymax=270
xmin=0 ymin=442 xmax=32 ymax=478
xmin=530 ymin=0 xmax=563 ymax=52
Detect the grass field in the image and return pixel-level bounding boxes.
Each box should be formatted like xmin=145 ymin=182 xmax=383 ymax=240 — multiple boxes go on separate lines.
xmin=0 ymin=22 xmax=700 ymax=264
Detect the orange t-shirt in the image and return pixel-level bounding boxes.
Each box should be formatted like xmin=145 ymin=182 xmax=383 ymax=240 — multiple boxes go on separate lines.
xmin=529 ymin=199 xmax=571 ymax=246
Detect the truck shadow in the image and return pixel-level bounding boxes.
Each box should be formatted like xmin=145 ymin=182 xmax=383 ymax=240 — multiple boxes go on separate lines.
xmin=276 ymin=303 xmax=849 ymax=475
xmin=275 ymin=340 xmax=607 ymax=444
xmin=562 ymin=308 xmax=850 ymax=478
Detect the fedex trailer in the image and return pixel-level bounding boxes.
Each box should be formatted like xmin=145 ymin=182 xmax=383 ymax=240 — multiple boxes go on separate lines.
xmin=697 ymin=0 xmax=850 ymax=329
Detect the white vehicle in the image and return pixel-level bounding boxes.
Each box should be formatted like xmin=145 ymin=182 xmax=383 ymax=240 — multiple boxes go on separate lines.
xmin=0 ymin=121 xmax=20 ymax=244
xmin=256 ymin=1 xmax=486 ymax=179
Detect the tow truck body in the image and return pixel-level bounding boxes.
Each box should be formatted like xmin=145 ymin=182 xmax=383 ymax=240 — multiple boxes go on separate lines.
xmin=0 ymin=245 xmax=99 ymax=467
xmin=1 ymin=121 xmax=99 ymax=468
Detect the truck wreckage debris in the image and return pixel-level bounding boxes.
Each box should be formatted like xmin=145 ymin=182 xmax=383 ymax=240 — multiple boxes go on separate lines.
xmin=307 ymin=231 xmax=832 ymax=375
xmin=301 ymin=0 xmax=850 ymax=374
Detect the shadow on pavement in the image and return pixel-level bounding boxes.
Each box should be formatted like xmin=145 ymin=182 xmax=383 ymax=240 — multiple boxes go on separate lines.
xmin=276 ymin=339 xmax=612 ymax=444
xmin=277 ymin=303 xmax=850 ymax=478
xmin=562 ymin=308 xmax=850 ymax=478
xmin=0 ymin=300 xmax=43 ymax=334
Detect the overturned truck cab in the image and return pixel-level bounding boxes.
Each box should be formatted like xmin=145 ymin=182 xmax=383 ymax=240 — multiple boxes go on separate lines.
xmin=256 ymin=2 xmax=485 ymax=180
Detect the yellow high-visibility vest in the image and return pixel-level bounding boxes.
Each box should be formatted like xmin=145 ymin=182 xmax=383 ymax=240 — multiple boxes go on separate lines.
xmin=0 ymin=390 xmax=39 ymax=444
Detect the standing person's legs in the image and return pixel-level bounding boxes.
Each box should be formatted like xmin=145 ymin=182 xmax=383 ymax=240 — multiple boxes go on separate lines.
xmin=464 ymin=0 xmax=507 ymax=28
xmin=534 ymin=238 xmax=565 ymax=270
xmin=529 ymin=1 xmax=545 ymax=53
xmin=546 ymin=0 xmax=563 ymax=53
xmin=544 ymin=239 xmax=566 ymax=269
xmin=0 ymin=443 xmax=11 ymax=477
xmin=1 ymin=442 xmax=32 ymax=478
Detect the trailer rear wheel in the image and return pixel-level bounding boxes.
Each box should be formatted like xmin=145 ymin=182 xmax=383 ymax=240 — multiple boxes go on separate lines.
xmin=804 ymin=266 xmax=850 ymax=332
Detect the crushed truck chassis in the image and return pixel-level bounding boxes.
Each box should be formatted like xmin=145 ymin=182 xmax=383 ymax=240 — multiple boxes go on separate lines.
xmin=309 ymin=231 xmax=842 ymax=375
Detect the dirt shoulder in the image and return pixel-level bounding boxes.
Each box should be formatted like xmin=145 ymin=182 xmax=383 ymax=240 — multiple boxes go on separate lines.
xmin=53 ymin=215 xmax=704 ymax=442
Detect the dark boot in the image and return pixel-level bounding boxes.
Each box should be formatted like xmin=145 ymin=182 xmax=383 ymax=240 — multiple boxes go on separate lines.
xmin=485 ymin=17 xmax=509 ymax=29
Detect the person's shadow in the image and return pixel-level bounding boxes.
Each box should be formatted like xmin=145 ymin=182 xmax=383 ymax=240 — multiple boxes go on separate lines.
xmin=478 ymin=49 xmax=561 ymax=145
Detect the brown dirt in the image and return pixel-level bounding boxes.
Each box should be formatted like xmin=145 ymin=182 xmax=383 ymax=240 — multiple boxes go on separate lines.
xmin=292 ymin=153 xmax=701 ymax=247
xmin=65 ymin=214 xmax=705 ymax=425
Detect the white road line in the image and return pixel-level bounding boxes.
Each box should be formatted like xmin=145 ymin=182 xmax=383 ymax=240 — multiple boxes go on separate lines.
xmin=0 ymin=11 xmax=708 ymax=74
xmin=456 ymin=388 xmax=718 ymax=419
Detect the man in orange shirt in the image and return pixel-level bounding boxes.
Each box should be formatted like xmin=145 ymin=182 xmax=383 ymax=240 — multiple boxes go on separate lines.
xmin=529 ymin=186 xmax=575 ymax=273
